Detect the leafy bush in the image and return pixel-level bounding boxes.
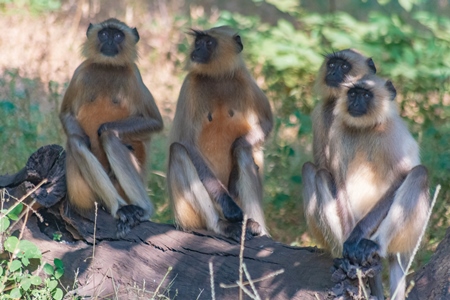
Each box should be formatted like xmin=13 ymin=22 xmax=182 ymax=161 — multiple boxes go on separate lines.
xmin=0 ymin=202 xmax=64 ymax=299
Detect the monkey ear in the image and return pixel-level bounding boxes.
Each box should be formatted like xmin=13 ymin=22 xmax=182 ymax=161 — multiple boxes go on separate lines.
xmin=234 ymin=35 xmax=243 ymax=53
xmin=132 ymin=28 xmax=140 ymax=43
xmin=86 ymin=23 xmax=93 ymax=37
xmin=367 ymin=58 xmax=377 ymax=74
xmin=385 ymin=80 xmax=397 ymax=101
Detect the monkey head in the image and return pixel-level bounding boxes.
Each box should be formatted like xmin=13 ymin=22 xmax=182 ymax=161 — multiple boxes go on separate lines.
xmin=335 ymin=74 xmax=397 ymax=129
xmin=314 ymin=49 xmax=376 ymax=101
xmin=83 ymin=18 xmax=139 ymax=66
xmin=187 ymin=26 xmax=244 ymax=77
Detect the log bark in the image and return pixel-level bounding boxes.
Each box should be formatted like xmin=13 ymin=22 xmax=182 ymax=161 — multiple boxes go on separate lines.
xmin=20 ymin=202 xmax=336 ymax=300
xmin=407 ymin=226 xmax=450 ymax=300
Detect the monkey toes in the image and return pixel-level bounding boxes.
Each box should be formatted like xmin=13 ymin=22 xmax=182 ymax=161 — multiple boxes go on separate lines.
xmin=223 ymin=218 xmax=262 ymax=242
xmin=116 ymin=205 xmax=147 ymax=238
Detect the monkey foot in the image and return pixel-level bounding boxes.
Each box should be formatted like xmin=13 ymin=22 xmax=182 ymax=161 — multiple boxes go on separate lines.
xmin=221 ymin=218 xmax=262 ymax=242
xmin=330 ymin=256 xmax=382 ymax=300
xmin=116 ymin=205 xmax=147 ymax=238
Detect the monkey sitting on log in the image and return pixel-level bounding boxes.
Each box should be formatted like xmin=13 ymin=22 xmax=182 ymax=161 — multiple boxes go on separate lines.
xmin=60 ymin=18 xmax=163 ymax=237
xmin=302 ymin=74 xmax=430 ymax=300
xmin=167 ymin=26 xmax=273 ymax=241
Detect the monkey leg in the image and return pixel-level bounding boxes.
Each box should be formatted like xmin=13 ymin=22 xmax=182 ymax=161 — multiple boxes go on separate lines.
xmin=66 ymin=136 xmax=127 ymax=217
xmin=168 ymin=143 xmax=253 ymax=241
xmin=302 ymin=162 xmax=330 ymax=249
xmin=229 ymin=146 xmax=266 ymax=236
xmin=100 ymin=131 xmax=154 ymax=237
xmin=370 ymin=165 xmax=429 ymax=300
xmin=313 ymin=168 xmax=349 ymax=257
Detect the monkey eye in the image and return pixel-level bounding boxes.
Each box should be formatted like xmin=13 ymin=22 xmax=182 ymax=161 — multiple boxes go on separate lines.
xmin=98 ymin=30 xmax=108 ymax=42
xmin=349 ymin=91 xmax=356 ymax=98
xmin=207 ymin=40 xmax=213 ymax=46
xmin=364 ymin=92 xmax=370 ymax=98
xmin=342 ymin=63 xmax=349 ymax=70
xmin=114 ymin=32 xmax=124 ymax=43
xmin=328 ymin=62 xmax=335 ymax=68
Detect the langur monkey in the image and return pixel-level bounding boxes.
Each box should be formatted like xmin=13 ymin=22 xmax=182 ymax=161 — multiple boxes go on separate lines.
xmin=60 ymin=18 xmax=163 ymax=237
xmin=302 ymin=74 xmax=430 ymax=299
xmin=312 ymin=49 xmax=376 ymax=169
xmin=167 ymin=26 xmax=273 ymax=241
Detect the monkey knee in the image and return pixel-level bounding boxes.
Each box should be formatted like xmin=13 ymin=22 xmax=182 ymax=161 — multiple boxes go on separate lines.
xmin=302 ymin=162 xmax=317 ymax=177
xmin=169 ymin=142 xmax=188 ymax=159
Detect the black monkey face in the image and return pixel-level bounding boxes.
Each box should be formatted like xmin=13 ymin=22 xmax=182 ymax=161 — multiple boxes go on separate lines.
xmin=98 ymin=27 xmax=125 ymax=57
xmin=346 ymin=87 xmax=373 ymax=117
xmin=191 ymin=34 xmax=218 ymax=64
xmin=325 ymin=57 xmax=352 ymax=87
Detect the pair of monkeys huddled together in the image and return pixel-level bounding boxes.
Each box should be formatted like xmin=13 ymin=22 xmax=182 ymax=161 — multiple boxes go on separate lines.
xmin=60 ymin=18 xmax=430 ymax=300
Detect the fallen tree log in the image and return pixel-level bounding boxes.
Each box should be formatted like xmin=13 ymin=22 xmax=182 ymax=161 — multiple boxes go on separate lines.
xmin=20 ymin=202 xmax=336 ymax=300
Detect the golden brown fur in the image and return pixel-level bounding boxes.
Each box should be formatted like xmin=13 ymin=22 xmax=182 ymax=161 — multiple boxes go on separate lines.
xmin=302 ymin=74 xmax=430 ymax=299
xmin=60 ymin=19 xmax=163 ymax=236
xmin=168 ymin=26 xmax=273 ymax=241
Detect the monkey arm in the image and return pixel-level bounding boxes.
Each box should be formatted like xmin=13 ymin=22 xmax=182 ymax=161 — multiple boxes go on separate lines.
xmin=97 ymin=115 xmax=163 ymax=139
xmin=59 ymin=112 xmax=90 ymax=148
xmin=179 ymin=142 xmax=243 ymax=223
xmin=231 ymin=86 xmax=273 ymax=153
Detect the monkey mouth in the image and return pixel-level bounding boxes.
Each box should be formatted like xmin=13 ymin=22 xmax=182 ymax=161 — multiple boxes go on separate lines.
xmin=191 ymin=54 xmax=209 ymax=64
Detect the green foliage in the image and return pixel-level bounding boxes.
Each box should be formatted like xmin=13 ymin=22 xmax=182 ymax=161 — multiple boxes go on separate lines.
xmin=0 ymin=0 xmax=61 ymax=14
xmin=0 ymin=204 xmax=65 ymax=299
xmin=0 ymin=69 xmax=64 ymax=173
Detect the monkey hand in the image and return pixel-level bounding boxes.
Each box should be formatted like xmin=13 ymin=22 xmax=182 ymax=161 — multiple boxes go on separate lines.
xmin=220 ymin=194 xmax=243 ymax=222
xmin=97 ymin=123 xmax=120 ymax=138
xmin=343 ymin=238 xmax=380 ymax=267
xmin=116 ymin=205 xmax=147 ymax=238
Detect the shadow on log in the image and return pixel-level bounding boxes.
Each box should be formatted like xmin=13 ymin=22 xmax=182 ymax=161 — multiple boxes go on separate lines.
xmin=18 ymin=202 xmax=335 ymax=300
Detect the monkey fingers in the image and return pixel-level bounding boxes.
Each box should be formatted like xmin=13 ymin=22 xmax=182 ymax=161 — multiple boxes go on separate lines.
xmin=116 ymin=204 xmax=146 ymax=238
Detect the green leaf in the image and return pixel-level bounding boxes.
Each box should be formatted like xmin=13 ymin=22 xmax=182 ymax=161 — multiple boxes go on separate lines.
xmin=0 ymin=266 xmax=3 ymax=276
xmin=10 ymin=287 xmax=22 ymax=298
xmin=7 ymin=203 xmax=23 ymax=221
xmin=43 ymin=263 xmax=54 ymax=275
xmin=4 ymin=236 xmax=19 ymax=253
xmin=399 ymin=0 xmax=413 ymax=11
xmin=54 ymin=268 xmax=64 ymax=280
xmin=53 ymin=287 xmax=64 ymax=300
xmin=21 ymin=277 xmax=32 ymax=291
xmin=18 ymin=240 xmax=41 ymax=259
xmin=21 ymin=257 xmax=30 ymax=266
xmin=9 ymin=259 xmax=22 ymax=272
xmin=30 ymin=275 xmax=42 ymax=285
xmin=0 ymin=217 xmax=10 ymax=233
xmin=47 ymin=279 xmax=58 ymax=291
xmin=53 ymin=258 xmax=64 ymax=270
